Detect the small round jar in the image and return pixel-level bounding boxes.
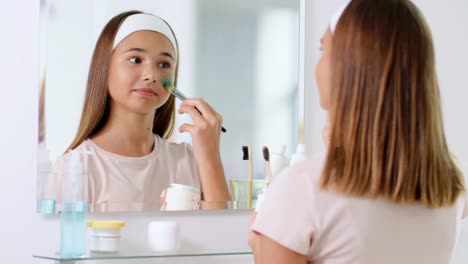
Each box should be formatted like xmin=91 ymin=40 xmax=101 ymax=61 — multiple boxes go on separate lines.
xmin=164 ymin=184 xmax=201 ymax=211
xmin=87 ymin=220 xmax=125 ymax=253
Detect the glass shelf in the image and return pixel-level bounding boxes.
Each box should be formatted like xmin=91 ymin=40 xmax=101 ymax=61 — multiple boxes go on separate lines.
xmin=38 ymin=200 xmax=259 ymax=214
xmin=33 ymin=250 xmax=252 ymax=262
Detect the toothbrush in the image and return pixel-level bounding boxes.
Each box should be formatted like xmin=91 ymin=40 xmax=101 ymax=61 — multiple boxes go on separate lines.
xmin=242 ymin=145 xmax=253 ymax=209
xmin=161 ymin=78 xmax=227 ymax=133
xmin=262 ymin=146 xmax=273 ymax=187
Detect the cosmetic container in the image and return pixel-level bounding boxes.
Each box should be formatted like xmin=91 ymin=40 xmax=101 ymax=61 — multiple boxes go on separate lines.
xmin=163 ymin=183 xmax=201 ymax=211
xmin=269 ymin=145 xmax=288 ymax=177
xmin=229 ymin=179 xmax=267 ymax=209
xmin=289 ymin=144 xmax=307 ymax=166
xmin=255 ymin=187 xmax=267 ymax=213
xmin=37 ymin=143 xmax=56 ymax=214
xmin=60 ymin=150 xmax=89 ymax=258
xmin=88 ymin=220 xmax=125 ymax=253
xmin=148 ymin=221 xmax=180 ymax=252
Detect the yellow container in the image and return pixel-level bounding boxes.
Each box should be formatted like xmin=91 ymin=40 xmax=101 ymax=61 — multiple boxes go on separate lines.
xmin=87 ymin=220 xmax=126 ymax=253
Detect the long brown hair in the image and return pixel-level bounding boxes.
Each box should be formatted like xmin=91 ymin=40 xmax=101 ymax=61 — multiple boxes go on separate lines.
xmin=321 ymin=0 xmax=465 ymax=208
xmin=66 ymin=10 xmax=179 ymax=152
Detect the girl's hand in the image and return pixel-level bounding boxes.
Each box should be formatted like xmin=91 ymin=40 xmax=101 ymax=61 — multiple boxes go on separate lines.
xmin=178 ymin=98 xmax=223 ymax=162
xmin=178 ymin=98 xmax=230 ymax=202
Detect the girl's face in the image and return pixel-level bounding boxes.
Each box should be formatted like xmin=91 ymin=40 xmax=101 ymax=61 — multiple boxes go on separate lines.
xmin=108 ymin=30 xmax=177 ymax=114
xmin=315 ymin=28 xmax=333 ymax=110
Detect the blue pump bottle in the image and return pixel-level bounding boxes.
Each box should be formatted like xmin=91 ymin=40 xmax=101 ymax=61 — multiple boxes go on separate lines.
xmin=60 ymin=150 xmax=88 ymax=258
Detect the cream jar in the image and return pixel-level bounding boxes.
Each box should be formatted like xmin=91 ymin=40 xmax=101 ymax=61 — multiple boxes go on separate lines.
xmin=148 ymin=221 xmax=180 ymax=252
xmin=164 ymin=183 xmax=201 ymax=211
xmin=87 ymin=220 xmax=125 ymax=253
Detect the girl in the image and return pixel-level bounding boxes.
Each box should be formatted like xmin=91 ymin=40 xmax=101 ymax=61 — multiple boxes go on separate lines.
xmin=58 ymin=11 xmax=230 ymax=210
xmin=249 ymin=0 xmax=467 ymax=263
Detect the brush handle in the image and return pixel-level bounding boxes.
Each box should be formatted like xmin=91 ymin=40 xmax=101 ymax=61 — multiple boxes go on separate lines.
xmin=248 ymin=146 xmax=253 ymax=209
xmin=172 ymin=88 xmax=227 ymax=133
xmin=171 ymin=88 xmax=187 ymax=101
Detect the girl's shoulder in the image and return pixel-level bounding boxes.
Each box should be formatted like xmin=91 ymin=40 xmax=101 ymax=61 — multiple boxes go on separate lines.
xmin=155 ymin=134 xmax=193 ymax=156
xmin=275 ymin=152 xmax=327 ymax=186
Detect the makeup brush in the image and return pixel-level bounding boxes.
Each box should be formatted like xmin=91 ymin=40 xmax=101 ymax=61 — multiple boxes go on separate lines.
xmin=242 ymin=145 xmax=253 ymax=209
xmin=262 ymin=146 xmax=273 ymax=187
xmin=161 ymin=78 xmax=226 ymax=133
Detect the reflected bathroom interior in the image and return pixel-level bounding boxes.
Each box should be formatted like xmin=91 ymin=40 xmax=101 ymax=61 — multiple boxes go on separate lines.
xmin=37 ymin=0 xmax=301 ymax=213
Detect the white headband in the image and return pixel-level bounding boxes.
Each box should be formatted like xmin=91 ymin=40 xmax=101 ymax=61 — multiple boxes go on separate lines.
xmin=113 ymin=13 xmax=178 ymax=57
xmin=330 ymin=1 xmax=350 ymax=33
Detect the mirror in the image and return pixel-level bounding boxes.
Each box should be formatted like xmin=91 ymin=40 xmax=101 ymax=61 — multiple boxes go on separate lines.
xmin=38 ymin=0 xmax=301 ymax=213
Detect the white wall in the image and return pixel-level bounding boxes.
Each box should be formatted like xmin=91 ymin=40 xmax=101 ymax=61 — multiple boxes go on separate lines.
xmin=0 ymin=0 xmax=38 ymax=262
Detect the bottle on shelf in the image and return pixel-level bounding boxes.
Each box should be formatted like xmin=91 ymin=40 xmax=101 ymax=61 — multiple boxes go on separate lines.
xmin=60 ymin=150 xmax=89 ymax=258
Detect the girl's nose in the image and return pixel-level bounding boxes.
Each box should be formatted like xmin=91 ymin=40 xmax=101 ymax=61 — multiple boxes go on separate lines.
xmin=144 ymin=76 xmax=157 ymax=83
xmin=143 ymin=67 xmax=158 ymax=83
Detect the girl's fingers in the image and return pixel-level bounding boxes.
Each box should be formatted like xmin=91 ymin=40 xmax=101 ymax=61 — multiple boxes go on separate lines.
xmin=179 ymin=123 xmax=195 ymax=134
xmin=159 ymin=189 xmax=167 ymax=203
xmin=181 ymin=98 xmax=218 ymax=122
xmin=214 ymin=111 xmax=223 ymax=124
xmin=178 ymin=105 xmax=204 ymax=124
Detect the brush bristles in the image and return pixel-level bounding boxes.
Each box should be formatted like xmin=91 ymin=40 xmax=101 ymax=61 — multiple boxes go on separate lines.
xmin=262 ymin=146 xmax=270 ymax=162
xmin=242 ymin=146 xmax=249 ymax=160
xmin=161 ymin=78 xmax=175 ymax=92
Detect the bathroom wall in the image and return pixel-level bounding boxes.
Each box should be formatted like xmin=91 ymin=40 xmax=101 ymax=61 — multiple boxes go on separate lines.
xmin=0 ymin=1 xmax=38 ymax=262
xmin=0 ymin=0 xmax=466 ymax=263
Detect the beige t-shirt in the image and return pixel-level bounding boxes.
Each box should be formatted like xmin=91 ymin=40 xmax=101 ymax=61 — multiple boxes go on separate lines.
xmin=252 ymin=152 xmax=467 ymax=264
xmin=55 ymin=134 xmax=200 ymax=211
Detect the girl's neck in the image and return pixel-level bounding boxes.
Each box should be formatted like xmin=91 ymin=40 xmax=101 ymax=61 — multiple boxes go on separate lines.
xmin=91 ymin=107 xmax=156 ymax=157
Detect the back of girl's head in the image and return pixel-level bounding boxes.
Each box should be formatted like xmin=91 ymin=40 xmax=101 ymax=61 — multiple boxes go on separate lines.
xmin=322 ymin=0 xmax=465 ymax=207
xmin=66 ymin=11 xmax=178 ymax=152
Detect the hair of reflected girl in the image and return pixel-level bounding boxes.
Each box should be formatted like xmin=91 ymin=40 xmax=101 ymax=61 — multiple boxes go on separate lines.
xmin=321 ymin=0 xmax=465 ymax=208
xmin=66 ymin=10 xmax=179 ymax=152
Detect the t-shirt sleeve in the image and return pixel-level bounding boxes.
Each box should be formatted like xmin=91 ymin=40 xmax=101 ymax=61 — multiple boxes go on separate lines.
xmin=251 ymin=161 xmax=319 ymax=255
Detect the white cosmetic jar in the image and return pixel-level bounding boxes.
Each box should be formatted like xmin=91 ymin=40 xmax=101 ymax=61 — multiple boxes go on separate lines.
xmin=148 ymin=221 xmax=180 ymax=252
xmin=87 ymin=220 xmax=126 ymax=253
xmin=164 ymin=183 xmax=201 ymax=211
xmin=165 ymin=183 xmax=200 ymax=211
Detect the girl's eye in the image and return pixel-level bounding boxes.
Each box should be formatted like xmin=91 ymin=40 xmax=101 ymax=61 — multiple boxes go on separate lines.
xmin=129 ymin=56 xmax=142 ymax=64
xmin=158 ymin=62 xmax=171 ymax=69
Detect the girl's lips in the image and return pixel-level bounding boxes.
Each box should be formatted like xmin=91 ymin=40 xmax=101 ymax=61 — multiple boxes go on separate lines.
xmin=133 ymin=88 xmax=158 ymax=97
